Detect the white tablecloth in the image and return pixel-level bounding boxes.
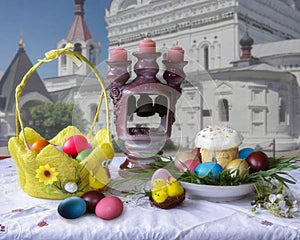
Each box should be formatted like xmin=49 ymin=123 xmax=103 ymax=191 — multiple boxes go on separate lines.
xmin=1 ymin=157 xmax=300 ymax=240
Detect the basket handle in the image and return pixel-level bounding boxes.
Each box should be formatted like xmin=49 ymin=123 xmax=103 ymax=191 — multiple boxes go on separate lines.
xmin=15 ymin=43 xmax=110 ymax=148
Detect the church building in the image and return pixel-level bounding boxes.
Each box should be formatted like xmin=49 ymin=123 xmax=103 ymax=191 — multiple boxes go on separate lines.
xmin=0 ymin=0 xmax=299 ymax=151
xmin=105 ymin=0 xmax=300 ymax=150
xmin=45 ymin=0 xmax=103 ymax=133
xmin=0 ymin=40 xmax=53 ymax=146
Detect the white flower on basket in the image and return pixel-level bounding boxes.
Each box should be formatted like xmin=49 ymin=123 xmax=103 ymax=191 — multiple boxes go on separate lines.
xmin=64 ymin=182 xmax=78 ymax=193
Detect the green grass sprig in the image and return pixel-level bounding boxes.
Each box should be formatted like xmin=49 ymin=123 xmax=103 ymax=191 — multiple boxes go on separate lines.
xmin=113 ymin=156 xmax=300 ymax=188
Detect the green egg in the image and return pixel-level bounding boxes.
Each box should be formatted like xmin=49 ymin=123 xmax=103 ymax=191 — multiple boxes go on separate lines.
xmin=76 ymin=149 xmax=93 ymax=162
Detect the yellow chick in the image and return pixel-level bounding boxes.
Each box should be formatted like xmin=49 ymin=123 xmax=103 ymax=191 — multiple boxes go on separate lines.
xmin=152 ymin=178 xmax=167 ymax=193
xmin=166 ymin=177 xmax=184 ymax=197
xmin=152 ymin=189 xmax=168 ymax=203
xmin=81 ymin=143 xmax=113 ymax=190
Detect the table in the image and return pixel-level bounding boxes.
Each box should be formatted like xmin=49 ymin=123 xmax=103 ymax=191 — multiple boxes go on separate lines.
xmin=1 ymin=157 xmax=300 ymax=240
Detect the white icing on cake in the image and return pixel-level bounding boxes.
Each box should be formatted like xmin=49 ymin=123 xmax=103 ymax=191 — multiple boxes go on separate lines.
xmin=194 ymin=126 xmax=243 ymax=150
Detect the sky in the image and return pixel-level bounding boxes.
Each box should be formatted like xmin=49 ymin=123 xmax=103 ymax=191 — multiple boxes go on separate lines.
xmin=0 ymin=0 xmax=111 ymax=78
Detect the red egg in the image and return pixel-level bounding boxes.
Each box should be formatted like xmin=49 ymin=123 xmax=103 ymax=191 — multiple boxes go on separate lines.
xmin=191 ymin=147 xmax=201 ymax=161
xmin=30 ymin=139 xmax=50 ymax=153
xmin=62 ymin=135 xmax=89 ymax=157
xmin=95 ymin=196 xmax=123 ymax=220
xmin=174 ymin=151 xmax=200 ymax=170
xmin=183 ymin=159 xmax=201 ymax=171
xmin=81 ymin=190 xmax=105 ymax=213
xmin=246 ymin=151 xmax=269 ymax=173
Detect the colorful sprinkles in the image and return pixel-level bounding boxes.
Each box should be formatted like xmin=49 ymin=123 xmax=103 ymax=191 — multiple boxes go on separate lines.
xmin=195 ymin=125 xmax=243 ymax=149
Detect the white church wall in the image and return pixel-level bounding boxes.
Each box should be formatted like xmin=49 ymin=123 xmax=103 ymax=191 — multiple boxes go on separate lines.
xmin=46 ymin=0 xmax=300 ymax=151
xmin=171 ymin=86 xmax=202 ymax=148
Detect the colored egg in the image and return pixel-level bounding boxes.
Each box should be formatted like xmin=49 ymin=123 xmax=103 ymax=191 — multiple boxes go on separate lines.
xmin=174 ymin=151 xmax=200 ymax=170
xmin=238 ymin=148 xmax=254 ymax=159
xmin=246 ymin=151 xmax=269 ymax=173
xmin=62 ymin=135 xmax=89 ymax=157
xmin=183 ymin=159 xmax=200 ymax=171
xmin=195 ymin=162 xmax=223 ymax=180
xmin=76 ymin=149 xmax=93 ymax=162
xmin=64 ymin=182 xmax=78 ymax=193
xmin=150 ymin=168 xmax=172 ymax=186
xmin=225 ymin=158 xmax=249 ymax=177
xmin=58 ymin=196 xmax=87 ymax=219
xmin=81 ymin=190 xmax=105 ymax=213
xmin=30 ymin=139 xmax=50 ymax=153
xmin=95 ymin=196 xmax=123 ymax=220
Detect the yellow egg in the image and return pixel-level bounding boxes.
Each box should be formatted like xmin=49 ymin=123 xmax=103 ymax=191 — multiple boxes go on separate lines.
xmin=225 ymin=158 xmax=249 ymax=177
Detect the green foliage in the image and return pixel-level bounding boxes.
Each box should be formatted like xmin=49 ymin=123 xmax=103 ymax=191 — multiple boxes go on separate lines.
xmin=28 ymin=101 xmax=87 ymax=139
xmin=115 ymin=156 xmax=300 ymax=188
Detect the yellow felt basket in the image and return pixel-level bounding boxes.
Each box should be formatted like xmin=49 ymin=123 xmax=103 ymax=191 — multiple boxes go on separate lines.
xmin=8 ymin=43 xmax=114 ymax=200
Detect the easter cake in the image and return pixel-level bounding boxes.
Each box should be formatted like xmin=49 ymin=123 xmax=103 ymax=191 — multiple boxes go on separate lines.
xmin=194 ymin=126 xmax=243 ymax=168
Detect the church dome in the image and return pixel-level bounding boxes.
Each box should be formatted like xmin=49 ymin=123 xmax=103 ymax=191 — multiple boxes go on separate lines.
xmin=239 ymin=31 xmax=254 ymax=47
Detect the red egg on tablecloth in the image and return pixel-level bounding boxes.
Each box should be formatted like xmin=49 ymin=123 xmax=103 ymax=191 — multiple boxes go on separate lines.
xmin=62 ymin=135 xmax=89 ymax=157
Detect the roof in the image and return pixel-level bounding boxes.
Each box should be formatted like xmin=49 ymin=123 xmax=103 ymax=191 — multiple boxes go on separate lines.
xmin=0 ymin=43 xmax=52 ymax=112
xmin=65 ymin=0 xmax=92 ymax=42
xmin=231 ymin=62 xmax=288 ymax=72
xmin=252 ymin=39 xmax=300 ymax=58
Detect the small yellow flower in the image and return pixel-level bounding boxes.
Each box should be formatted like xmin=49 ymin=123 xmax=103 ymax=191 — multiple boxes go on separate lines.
xmin=35 ymin=164 xmax=58 ymax=185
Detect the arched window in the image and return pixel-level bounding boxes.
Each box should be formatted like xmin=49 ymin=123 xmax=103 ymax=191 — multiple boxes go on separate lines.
xmin=89 ymin=45 xmax=95 ymax=65
xmin=204 ymin=45 xmax=209 ymax=70
xmin=218 ymin=99 xmax=229 ymax=122
xmin=61 ymin=44 xmax=67 ymax=65
xmin=279 ymin=99 xmax=286 ymax=123
xmin=74 ymin=43 xmax=82 ymax=54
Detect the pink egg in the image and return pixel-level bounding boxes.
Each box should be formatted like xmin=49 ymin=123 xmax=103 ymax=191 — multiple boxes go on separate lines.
xmin=174 ymin=151 xmax=199 ymax=170
xmin=150 ymin=169 xmax=172 ymax=186
xmin=95 ymin=196 xmax=123 ymax=220
xmin=181 ymin=159 xmax=200 ymax=171
xmin=62 ymin=135 xmax=89 ymax=157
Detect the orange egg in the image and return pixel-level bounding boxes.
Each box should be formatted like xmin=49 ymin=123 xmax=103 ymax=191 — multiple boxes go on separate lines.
xmin=30 ymin=139 xmax=50 ymax=153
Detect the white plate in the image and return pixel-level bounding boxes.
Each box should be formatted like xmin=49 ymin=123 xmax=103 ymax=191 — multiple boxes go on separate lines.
xmin=180 ymin=182 xmax=254 ymax=202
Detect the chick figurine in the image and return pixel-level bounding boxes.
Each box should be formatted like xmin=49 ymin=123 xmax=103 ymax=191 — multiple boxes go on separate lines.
xmin=152 ymin=189 xmax=168 ymax=203
xmin=151 ymin=178 xmax=168 ymax=203
xmin=152 ymin=178 xmax=168 ymax=193
xmin=166 ymin=177 xmax=184 ymax=197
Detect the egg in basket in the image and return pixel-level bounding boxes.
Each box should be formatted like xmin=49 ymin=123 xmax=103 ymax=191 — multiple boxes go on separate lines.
xmin=8 ymin=43 xmax=114 ymax=199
